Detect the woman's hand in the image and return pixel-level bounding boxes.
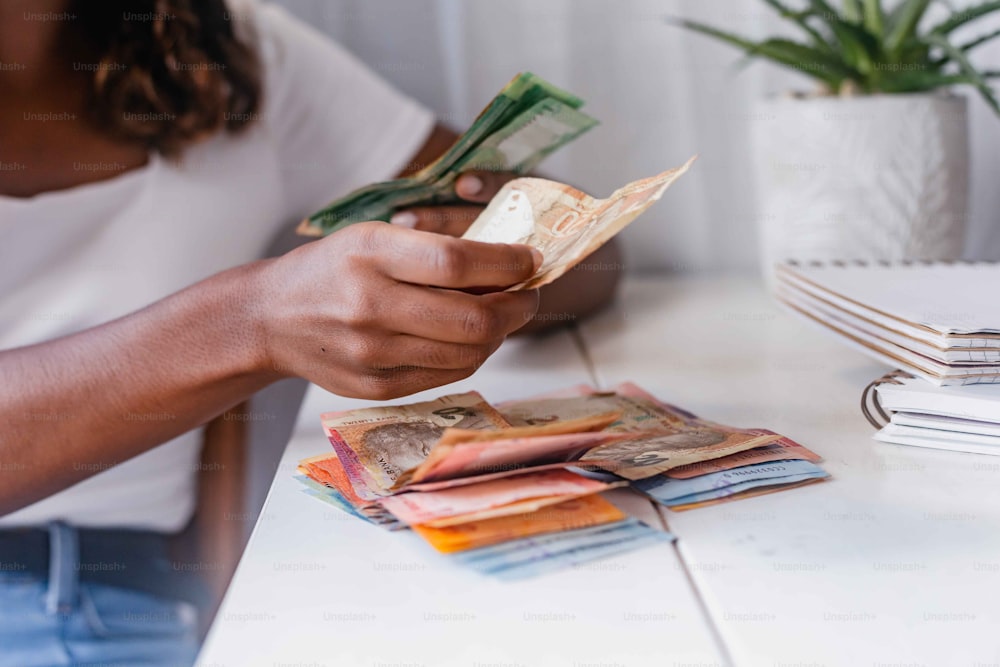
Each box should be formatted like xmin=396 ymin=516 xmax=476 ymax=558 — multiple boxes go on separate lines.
xmin=253 ymin=221 xmax=541 ymax=399
xmin=389 ymin=171 xmax=516 ymax=237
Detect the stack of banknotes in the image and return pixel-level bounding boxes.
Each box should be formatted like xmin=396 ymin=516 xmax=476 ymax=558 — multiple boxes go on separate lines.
xmin=297 ymin=383 xmax=830 ymax=579
xmin=298 ymin=71 xmax=602 ymax=237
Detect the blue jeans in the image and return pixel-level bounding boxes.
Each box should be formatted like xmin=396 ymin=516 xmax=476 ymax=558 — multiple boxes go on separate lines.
xmin=0 ymin=523 xmax=200 ymax=667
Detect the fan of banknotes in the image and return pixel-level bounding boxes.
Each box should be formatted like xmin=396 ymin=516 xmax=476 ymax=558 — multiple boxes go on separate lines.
xmin=296 ymin=70 xmax=697 ymax=290
xmin=297 ymin=72 xmax=602 ymax=237
xmin=297 ymin=383 xmax=830 ymax=579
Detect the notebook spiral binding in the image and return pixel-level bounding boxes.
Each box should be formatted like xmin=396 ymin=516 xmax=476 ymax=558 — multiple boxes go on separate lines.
xmin=860 ymin=369 xmax=915 ymax=429
xmin=784 ymin=259 xmax=999 ymax=268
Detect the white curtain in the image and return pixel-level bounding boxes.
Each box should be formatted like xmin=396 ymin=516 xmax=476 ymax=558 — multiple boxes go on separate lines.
xmin=274 ymin=0 xmax=1000 ymax=272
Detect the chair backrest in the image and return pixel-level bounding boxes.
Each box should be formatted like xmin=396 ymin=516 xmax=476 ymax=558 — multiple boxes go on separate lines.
xmin=170 ymin=402 xmax=249 ymax=638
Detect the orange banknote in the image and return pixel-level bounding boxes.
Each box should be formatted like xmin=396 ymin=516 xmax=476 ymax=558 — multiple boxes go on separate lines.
xmin=412 ymin=493 xmax=626 ymax=553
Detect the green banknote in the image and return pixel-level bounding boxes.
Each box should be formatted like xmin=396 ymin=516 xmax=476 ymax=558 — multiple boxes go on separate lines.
xmin=297 ymin=72 xmax=599 ymax=237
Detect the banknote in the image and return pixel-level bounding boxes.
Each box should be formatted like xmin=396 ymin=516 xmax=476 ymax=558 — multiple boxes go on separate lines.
xmin=323 ymin=429 xmax=391 ymax=501
xmin=664 ymin=435 xmax=822 ymax=479
xmin=412 ymin=493 xmax=625 ymax=554
xmin=435 ymin=411 xmax=620 ymax=447
xmin=577 ymin=384 xmax=785 ymax=480
xmin=635 ymin=459 xmax=830 ymax=506
xmin=666 ymin=474 xmax=830 ymax=511
xmin=294 ymin=475 xmax=403 ymax=529
xmin=403 ymin=416 xmax=625 ymax=486
xmin=297 ymin=381 xmax=831 ymax=573
xmin=321 ymin=392 xmax=510 ymax=494
xmin=490 ymin=530 xmax=672 ymax=580
xmin=297 ymin=455 xmax=402 ymax=526
xmin=295 ymin=476 xmax=366 ymax=521
xmin=298 ymin=452 xmax=368 ymax=508
xmin=398 ymin=461 xmax=613 ymax=493
xmin=462 ymin=158 xmax=696 ymax=290
xmin=454 ymin=518 xmax=651 ymax=565
xmin=298 ymin=72 xmax=599 ymax=236
xmin=499 ymin=390 xmax=689 ymax=430
xmin=668 ymin=478 xmax=828 ymax=511
xmin=378 ymin=469 xmax=614 ymax=526
xmin=498 ymin=384 xmax=782 ymax=480
xmin=454 ymin=518 xmax=673 ymax=579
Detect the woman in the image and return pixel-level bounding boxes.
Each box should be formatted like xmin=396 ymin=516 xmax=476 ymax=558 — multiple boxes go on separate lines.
xmin=0 ymin=0 xmax=622 ymax=664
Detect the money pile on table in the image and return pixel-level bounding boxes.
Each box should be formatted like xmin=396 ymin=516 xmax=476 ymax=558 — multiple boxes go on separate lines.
xmin=297 ymin=383 xmax=830 ymax=579
xmin=298 ymin=71 xmax=601 ymax=237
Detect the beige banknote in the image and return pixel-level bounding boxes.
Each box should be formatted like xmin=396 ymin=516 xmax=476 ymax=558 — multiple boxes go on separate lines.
xmin=321 ymin=392 xmax=510 ymax=493
xmin=499 ymin=383 xmax=783 ymax=480
xmin=462 ymin=157 xmax=696 ymax=290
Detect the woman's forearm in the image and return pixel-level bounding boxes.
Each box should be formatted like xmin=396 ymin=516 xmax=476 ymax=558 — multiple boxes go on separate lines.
xmin=1 ymin=223 xmax=545 ymax=516
xmin=0 ymin=262 xmax=275 ymax=515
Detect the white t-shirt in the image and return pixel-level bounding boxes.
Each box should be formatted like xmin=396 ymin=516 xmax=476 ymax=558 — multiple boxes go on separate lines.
xmin=0 ymin=3 xmax=435 ymax=531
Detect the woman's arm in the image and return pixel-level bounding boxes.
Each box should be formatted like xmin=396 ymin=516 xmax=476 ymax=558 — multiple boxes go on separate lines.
xmin=1 ymin=224 xmax=540 ymax=514
xmin=2 ymin=263 xmax=273 ymax=515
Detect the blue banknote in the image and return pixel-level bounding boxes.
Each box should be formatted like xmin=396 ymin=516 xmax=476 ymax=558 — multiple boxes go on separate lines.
xmin=295 ymin=476 xmax=403 ymax=528
xmin=453 ymin=518 xmax=674 ymax=579
xmin=490 ymin=531 xmax=672 ymax=580
xmin=657 ymin=471 xmax=830 ymax=507
xmin=634 ymin=459 xmax=828 ymax=503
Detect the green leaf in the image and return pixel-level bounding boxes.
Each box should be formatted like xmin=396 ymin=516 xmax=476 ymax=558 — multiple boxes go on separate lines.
xmin=666 ymin=18 xmax=761 ymax=53
xmin=928 ymin=1 xmax=1000 ymax=35
xmin=897 ymin=36 xmax=934 ymax=64
xmin=862 ymin=0 xmax=884 ymax=36
xmin=808 ymin=2 xmax=883 ymax=77
xmin=842 ymin=0 xmax=863 ymax=23
xmin=927 ymin=33 xmax=1000 ymax=114
xmin=760 ymin=0 xmax=833 ymax=49
xmin=957 ymin=27 xmax=1000 ymax=53
xmin=670 ymin=19 xmax=856 ymax=89
xmin=807 ymin=0 xmax=844 ymax=22
xmin=885 ymin=0 xmax=932 ymax=58
xmin=878 ymin=70 xmax=977 ymax=92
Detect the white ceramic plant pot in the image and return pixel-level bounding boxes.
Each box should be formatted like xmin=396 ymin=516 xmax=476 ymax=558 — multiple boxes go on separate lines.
xmin=751 ymin=93 xmax=968 ymax=281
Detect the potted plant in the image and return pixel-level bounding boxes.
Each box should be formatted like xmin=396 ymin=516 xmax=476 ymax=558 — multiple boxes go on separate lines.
xmin=673 ymin=0 xmax=1000 ymax=277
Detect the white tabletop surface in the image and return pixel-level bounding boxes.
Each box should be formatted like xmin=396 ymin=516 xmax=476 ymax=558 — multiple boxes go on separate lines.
xmin=200 ymin=274 xmax=1000 ymax=667
xmin=578 ymin=276 xmax=1000 ymax=667
xmin=198 ymin=325 xmax=723 ymax=667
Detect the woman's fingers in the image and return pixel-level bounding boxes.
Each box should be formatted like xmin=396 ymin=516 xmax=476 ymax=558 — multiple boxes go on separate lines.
xmin=373 ymin=226 xmax=542 ymax=290
xmin=386 ymin=283 xmax=539 ymax=344
xmin=390 ymin=205 xmax=483 ymax=237
xmin=346 ymin=367 xmax=480 ymax=401
xmin=454 ymin=170 xmax=518 ymax=203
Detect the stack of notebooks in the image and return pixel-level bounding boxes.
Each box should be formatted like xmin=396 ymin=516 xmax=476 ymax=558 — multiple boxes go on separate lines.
xmin=863 ymin=370 xmax=1000 ymax=456
xmin=775 ymin=260 xmax=1000 ymax=456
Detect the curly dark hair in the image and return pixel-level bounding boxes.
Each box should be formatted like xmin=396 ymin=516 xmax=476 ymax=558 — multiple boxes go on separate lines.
xmin=73 ymin=0 xmax=262 ymax=157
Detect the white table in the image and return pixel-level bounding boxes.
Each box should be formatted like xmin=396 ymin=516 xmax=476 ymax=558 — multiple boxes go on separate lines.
xmin=200 ymin=275 xmax=1000 ymax=667
xmin=578 ymin=276 xmax=1000 ymax=667
xmin=198 ymin=326 xmax=723 ymax=667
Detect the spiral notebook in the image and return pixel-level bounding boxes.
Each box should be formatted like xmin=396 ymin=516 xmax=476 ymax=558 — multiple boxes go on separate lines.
xmin=775 ymin=261 xmax=1000 ymax=386
xmin=862 ymin=370 xmax=1000 ymax=456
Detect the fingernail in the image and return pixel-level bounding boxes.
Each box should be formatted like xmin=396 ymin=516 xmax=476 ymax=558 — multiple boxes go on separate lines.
xmin=390 ymin=211 xmax=418 ymax=228
xmin=457 ymin=174 xmax=484 ymax=197
xmin=530 ymin=248 xmax=543 ymax=270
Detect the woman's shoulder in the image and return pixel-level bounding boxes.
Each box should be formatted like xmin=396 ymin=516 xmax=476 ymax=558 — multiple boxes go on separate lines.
xmin=221 ymin=1 xmax=435 ymax=218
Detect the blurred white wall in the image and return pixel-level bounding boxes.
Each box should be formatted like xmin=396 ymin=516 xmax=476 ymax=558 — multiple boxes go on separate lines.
xmin=272 ymin=0 xmax=1000 ymax=272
